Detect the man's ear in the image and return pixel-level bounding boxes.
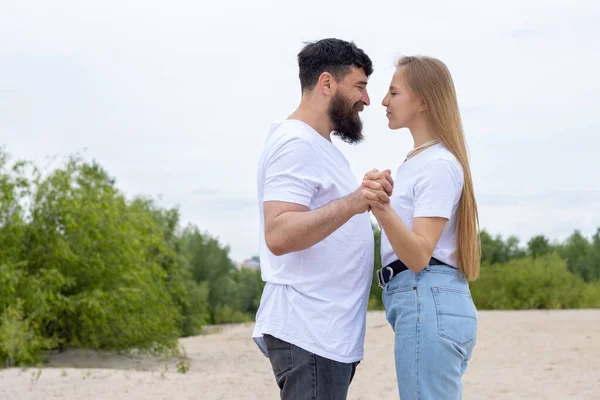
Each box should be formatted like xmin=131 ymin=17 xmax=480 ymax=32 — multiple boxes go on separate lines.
xmin=317 ymin=72 xmax=335 ymax=95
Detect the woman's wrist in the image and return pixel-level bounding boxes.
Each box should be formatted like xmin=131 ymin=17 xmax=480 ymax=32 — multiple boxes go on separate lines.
xmin=373 ymin=204 xmax=394 ymax=221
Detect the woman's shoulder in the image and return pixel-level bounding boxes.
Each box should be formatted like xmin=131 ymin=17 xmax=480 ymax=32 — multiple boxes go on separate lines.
xmin=425 ymin=145 xmax=462 ymax=170
xmin=420 ymin=145 xmax=464 ymax=184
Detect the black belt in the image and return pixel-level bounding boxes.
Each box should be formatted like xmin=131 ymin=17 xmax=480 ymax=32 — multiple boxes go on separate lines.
xmin=376 ymin=257 xmax=447 ymax=288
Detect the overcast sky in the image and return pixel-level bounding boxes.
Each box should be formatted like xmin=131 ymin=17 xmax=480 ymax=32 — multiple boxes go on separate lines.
xmin=1 ymin=0 xmax=599 ymax=262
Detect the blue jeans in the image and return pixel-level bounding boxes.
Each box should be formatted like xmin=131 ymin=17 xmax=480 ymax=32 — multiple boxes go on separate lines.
xmin=263 ymin=334 xmax=360 ymax=400
xmin=382 ymin=263 xmax=478 ymax=400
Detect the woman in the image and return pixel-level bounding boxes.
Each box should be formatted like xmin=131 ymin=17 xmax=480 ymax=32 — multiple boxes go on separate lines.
xmin=362 ymin=56 xmax=480 ymax=399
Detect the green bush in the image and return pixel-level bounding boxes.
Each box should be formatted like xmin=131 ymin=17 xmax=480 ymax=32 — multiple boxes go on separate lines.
xmin=213 ymin=304 xmax=252 ymax=325
xmin=3 ymin=146 xmax=599 ymax=367
xmin=0 ymin=152 xmax=188 ymax=364
xmin=0 ymin=148 xmax=270 ymax=365
xmin=180 ymin=280 xmax=210 ymax=337
xmin=0 ymin=298 xmax=52 ymax=367
xmin=368 ymin=226 xmax=385 ymax=310
xmin=470 ymin=253 xmax=600 ymax=309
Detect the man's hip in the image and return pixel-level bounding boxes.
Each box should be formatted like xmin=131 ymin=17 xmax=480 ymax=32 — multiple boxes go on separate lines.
xmin=263 ymin=334 xmax=360 ymax=400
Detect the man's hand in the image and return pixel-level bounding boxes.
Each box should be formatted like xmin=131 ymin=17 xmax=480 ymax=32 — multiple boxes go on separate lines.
xmin=346 ymin=186 xmax=375 ymax=215
xmin=361 ymin=184 xmax=391 ymax=214
xmin=361 ymin=168 xmax=394 ymax=214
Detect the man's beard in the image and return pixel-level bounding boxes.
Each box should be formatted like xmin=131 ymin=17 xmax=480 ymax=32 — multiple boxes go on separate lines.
xmin=327 ymin=92 xmax=365 ymax=144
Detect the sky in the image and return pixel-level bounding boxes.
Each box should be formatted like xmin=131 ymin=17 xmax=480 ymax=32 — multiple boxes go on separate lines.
xmin=1 ymin=0 xmax=599 ymax=262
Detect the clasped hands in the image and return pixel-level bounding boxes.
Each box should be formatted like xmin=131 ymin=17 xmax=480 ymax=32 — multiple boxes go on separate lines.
xmin=360 ymin=168 xmax=393 ymax=214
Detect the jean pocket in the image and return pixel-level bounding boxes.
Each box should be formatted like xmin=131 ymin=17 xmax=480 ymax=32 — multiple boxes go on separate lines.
xmin=385 ymin=275 xmax=416 ymax=295
xmin=431 ymin=287 xmax=477 ymax=346
xmin=263 ymin=335 xmax=293 ymax=378
xmin=454 ymin=270 xmax=468 ymax=284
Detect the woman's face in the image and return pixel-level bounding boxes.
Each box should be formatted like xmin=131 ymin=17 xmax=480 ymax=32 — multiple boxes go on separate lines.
xmin=381 ymin=67 xmax=424 ymax=130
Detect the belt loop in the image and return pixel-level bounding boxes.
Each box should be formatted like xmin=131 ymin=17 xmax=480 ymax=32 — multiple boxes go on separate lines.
xmin=385 ymin=266 xmax=395 ymax=282
xmin=377 ymin=269 xmax=384 ymax=288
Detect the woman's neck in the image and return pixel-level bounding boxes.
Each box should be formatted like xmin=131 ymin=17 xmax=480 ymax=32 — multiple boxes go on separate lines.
xmin=409 ymin=118 xmax=436 ymax=148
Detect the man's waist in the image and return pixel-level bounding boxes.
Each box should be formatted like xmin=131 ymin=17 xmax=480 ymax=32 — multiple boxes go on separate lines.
xmin=262 ymin=277 xmax=371 ymax=297
xmin=254 ymin=318 xmax=365 ymax=361
xmin=264 ymin=280 xmax=369 ymax=299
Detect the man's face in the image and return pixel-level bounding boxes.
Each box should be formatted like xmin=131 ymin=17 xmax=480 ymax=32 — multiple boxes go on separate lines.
xmin=327 ymin=67 xmax=371 ymax=144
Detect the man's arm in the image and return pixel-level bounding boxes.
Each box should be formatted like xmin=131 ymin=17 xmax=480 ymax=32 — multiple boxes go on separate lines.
xmin=265 ymin=170 xmax=393 ymax=256
xmin=264 ymin=188 xmax=369 ymax=256
xmin=261 ymin=132 xmax=392 ymax=255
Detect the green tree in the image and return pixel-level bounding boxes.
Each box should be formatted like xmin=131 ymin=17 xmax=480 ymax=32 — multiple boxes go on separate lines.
xmin=591 ymin=228 xmax=600 ymax=281
xmin=368 ymin=225 xmax=384 ymax=310
xmin=181 ymin=226 xmax=258 ymax=324
xmin=0 ymin=151 xmax=189 ymax=364
xmin=479 ymin=230 xmax=526 ymax=264
xmin=471 ymin=254 xmax=600 ymax=309
xmin=560 ymin=230 xmax=595 ymax=282
xmin=527 ymin=235 xmax=552 ymax=258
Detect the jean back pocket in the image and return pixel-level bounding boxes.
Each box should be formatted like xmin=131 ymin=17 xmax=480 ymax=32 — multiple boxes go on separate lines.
xmin=431 ymin=287 xmax=477 ymax=346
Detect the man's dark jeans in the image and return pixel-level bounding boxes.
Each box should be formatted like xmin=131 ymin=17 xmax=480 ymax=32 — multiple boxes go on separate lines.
xmin=263 ymin=334 xmax=360 ymax=400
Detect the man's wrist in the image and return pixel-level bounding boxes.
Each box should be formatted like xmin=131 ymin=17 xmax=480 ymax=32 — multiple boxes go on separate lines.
xmin=340 ymin=193 xmax=359 ymax=217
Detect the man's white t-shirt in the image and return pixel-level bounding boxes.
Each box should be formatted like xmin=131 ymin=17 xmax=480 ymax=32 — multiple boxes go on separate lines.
xmin=380 ymin=143 xmax=464 ymax=269
xmin=253 ymin=119 xmax=374 ymax=363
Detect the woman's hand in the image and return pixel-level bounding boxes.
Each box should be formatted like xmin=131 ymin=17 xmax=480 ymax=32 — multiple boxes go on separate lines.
xmin=361 ymin=183 xmax=391 ymax=214
xmin=361 ymin=169 xmax=394 ymax=215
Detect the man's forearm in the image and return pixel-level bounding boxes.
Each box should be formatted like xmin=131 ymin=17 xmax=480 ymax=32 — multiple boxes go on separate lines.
xmin=266 ymin=196 xmax=358 ymax=256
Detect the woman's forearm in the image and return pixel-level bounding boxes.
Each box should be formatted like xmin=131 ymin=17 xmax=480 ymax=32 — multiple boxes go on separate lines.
xmin=376 ymin=208 xmax=433 ymax=272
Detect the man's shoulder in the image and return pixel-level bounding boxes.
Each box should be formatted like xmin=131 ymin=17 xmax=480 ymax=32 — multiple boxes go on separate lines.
xmin=263 ymin=120 xmax=319 ymax=157
xmin=268 ymin=120 xmax=317 ymax=144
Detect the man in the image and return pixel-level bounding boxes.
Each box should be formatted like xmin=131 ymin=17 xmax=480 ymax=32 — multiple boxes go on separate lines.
xmin=253 ymin=38 xmax=392 ymax=399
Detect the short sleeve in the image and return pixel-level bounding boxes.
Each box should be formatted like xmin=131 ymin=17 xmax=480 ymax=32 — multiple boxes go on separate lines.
xmin=413 ymin=159 xmax=463 ymax=219
xmin=263 ymin=137 xmax=321 ymax=207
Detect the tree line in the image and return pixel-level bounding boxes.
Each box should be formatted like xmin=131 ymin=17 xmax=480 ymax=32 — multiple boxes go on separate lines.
xmin=1 ymin=149 xmax=598 ymax=366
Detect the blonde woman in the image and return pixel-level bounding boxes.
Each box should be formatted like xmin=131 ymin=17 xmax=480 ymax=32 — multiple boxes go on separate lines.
xmin=362 ymin=56 xmax=480 ymax=399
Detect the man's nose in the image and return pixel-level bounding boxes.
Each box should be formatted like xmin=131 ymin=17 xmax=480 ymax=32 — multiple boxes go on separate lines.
xmin=361 ymin=90 xmax=371 ymax=106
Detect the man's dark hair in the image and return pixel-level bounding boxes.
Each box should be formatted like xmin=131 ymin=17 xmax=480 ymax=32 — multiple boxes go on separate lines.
xmin=297 ymin=38 xmax=373 ymax=92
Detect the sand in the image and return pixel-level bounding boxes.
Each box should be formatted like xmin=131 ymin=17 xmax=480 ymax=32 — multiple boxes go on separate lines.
xmin=1 ymin=310 xmax=599 ymax=399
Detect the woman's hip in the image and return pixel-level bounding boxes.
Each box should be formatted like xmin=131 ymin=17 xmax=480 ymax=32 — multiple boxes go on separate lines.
xmin=382 ymin=265 xmax=478 ymax=343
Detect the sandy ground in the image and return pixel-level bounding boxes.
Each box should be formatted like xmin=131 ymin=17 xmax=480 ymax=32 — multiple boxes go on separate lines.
xmin=1 ymin=310 xmax=599 ymax=400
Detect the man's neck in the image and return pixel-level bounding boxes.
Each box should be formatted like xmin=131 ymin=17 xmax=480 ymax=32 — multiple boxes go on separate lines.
xmin=288 ymin=99 xmax=332 ymax=142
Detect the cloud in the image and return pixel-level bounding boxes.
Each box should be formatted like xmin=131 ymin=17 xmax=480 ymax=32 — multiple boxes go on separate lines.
xmin=509 ymin=29 xmax=537 ymax=39
xmin=477 ymin=191 xmax=600 ymax=209
xmin=1 ymin=0 xmax=599 ymax=262
xmin=192 ymin=188 xmax=216 ymax=196
xmin=460 ymin=104 xmax=490 ymax=114
xmin=201 ymin=198 xmax=256 ymax=211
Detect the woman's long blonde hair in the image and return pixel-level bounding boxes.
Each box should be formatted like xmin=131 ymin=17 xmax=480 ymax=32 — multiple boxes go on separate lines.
xmin=398 ymin=56 xmax=480 ymax=281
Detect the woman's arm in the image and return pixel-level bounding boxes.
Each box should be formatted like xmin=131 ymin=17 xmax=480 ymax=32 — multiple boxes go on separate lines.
xmin=362 ymin=159 xmax=462 ymax=271
xmin=363 ymin=183 xmax=447 ymax=271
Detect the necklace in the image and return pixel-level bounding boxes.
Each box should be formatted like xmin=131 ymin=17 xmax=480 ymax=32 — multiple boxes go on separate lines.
xmin=404 ymin=139 xmax=440 ymax=161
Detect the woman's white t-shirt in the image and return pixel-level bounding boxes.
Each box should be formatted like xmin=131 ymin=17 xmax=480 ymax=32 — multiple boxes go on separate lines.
xmin=380 ymin=143 xmax=464 ymax=269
